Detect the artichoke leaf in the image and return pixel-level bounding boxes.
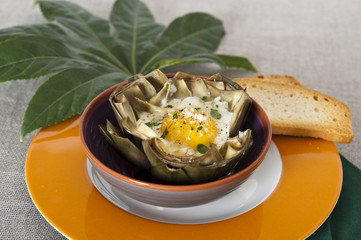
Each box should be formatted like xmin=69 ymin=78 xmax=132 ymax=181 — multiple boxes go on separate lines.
xmin=208 ymin=73 xmax=242 ymax=90
xmin=183 ymin=155 xmax=241 ymax=183
xmin=112 ymin=81 xmax=145 ymax=103
xmin=99 ymin=121 xmax=150 ymax=170
xmin=150 ymin=165 xmax=190 ymax=184
xmin=133 ymin=97 xmax=168 ymax=114
xmin=207 ymin=84 xmax=245 ymax=110
xmin=219 ymin=129 xmax=253 ymax=161
xmin=142 ymin=138 xmax=238 ymax=184
xmin=229 ymin=91 xmax=253 ymax=137
xmin=205 ymin=80 xmax=225 ymax=90
xmin=113 ymin=95 xmax=137 ymax=125
xmin=122 ymin=117 xmax=158 ymax=140
xmin=149 ymin=82 xmax=170 ymax=106
xmin=99 ymin=122 xmax=118 ymax=145
xmin=173 ymin=72 xmax=197 ymax=80
xmin=144 ymin=69 xmax=169 ymax=91
xmin=170 ymin=79 xmax=192 ymax=99
xmin=132 ymin=77 xmax=157 ymax=100
xmin=109 ymin=101 xmax=126 ymax=135
xmin=184 ymin=78 xmax=210 ymax=98
xmin=127 ymin=73 xmax=144 ymax=83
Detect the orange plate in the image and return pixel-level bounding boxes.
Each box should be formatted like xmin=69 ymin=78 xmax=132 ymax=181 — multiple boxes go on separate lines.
xmin=26 ymin=116 xmax=342 ymax=240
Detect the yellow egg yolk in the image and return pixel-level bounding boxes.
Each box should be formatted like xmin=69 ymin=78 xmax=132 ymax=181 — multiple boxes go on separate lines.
xmin=160 ymin=109 xmax=217 ymax=150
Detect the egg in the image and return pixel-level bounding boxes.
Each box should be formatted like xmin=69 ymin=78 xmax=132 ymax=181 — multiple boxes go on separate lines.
xmin=137 ymin=96 xmax=233 ymax=156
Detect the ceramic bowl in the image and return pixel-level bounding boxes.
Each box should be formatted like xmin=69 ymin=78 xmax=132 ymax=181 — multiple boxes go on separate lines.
xmin=80 ymin=75 xmax=272 ymax=208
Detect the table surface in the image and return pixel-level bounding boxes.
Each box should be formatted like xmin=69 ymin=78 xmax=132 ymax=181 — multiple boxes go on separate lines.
xmin=1 ymin=0 xmax=360 ymax=239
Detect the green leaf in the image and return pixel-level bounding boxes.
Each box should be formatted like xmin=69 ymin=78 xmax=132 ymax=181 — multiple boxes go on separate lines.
xmin=148 ymin=53 xmax=226 ymax=72
xmin=20 ymin=66 xmax=127 ymax=141
xmin=110 ymin=0 xmax=164 ymax=74
xmin=217 ymin=54 xmax=257 ymax=72
xmin=139 ymin=12 xmax=225 ymax=73
xmin=197 ymin=144 xmax=209 ymax=154
xmin=0 ymin=35 xmax=87 ymax=82
xmin=37 ymin=0 xmax=132 ymax=75
xmin=0 ymin=23 xmax=70 ymax=43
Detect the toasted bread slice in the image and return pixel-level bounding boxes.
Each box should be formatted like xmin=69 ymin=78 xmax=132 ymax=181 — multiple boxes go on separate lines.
xmin=240 ymin=75 xmax=303 ymax=87
xmin=234 ymin=77 xmax=353 ymax=143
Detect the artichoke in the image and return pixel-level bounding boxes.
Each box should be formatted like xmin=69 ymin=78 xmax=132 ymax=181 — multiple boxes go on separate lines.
xmin=99 ymin=69 xmax=253 ymax=184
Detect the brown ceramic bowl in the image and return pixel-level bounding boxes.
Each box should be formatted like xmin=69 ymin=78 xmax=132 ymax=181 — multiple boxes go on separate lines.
xmin=80 ymin=75 xmax=272 ymax=207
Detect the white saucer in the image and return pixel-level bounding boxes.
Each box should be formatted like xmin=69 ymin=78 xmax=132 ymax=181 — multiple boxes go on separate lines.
xmin=87 ymin=141 xmax=282 ymax=224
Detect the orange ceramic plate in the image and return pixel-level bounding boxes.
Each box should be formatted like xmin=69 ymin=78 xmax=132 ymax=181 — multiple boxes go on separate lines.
xmin=26 ymin=116 xmax=342 ymax=240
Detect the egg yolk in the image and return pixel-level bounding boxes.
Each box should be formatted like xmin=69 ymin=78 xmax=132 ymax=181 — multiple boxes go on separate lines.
xmin=160 ymin=108 xmax=217 ymax=150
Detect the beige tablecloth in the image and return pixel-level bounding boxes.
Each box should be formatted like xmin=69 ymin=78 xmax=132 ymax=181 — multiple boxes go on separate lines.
xmin=1 ymin=0 xmax=360 ymax=239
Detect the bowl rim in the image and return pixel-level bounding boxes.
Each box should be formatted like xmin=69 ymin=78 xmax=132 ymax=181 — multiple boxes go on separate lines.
xmin=79 ymin=74 xmax=272 ymax=192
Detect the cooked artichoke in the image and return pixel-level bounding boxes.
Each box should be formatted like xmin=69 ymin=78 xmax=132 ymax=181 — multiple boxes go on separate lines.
xmin=99 ymin=69 xmax=253 ymax=184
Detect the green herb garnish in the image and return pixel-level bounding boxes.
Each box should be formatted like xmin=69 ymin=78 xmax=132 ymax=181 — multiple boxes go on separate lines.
xmin=197 ymin=144 xmax=209 ymax=154
xmin=201 ymin=96 xmax=207 ymax=101
xmin=0 ymin=0 xmax=256 ymax=141
xmin=195 ymin=108 xmax=201 ymax=110
xmin=173 ymin=112 xmax=178 ymax=119
xmin=161 ymin=128 xmax=168 ymax=139
xmin=145 ymin=118 xmax=161 ymax=127
xmin=167 ymin=105 xmax=173 ymax=108
xmin=197 ymin=126 xmax=203 ymax=130
xmin=210 ymin=109 xmax=222 ymax=119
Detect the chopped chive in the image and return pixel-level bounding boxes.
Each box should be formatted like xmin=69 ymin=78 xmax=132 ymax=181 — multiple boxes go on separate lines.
xmin=201 ymin=96 xmax=207 ymax=101
xmin=161 ymin=128 xmax=168 ymax=139
xmin=195 ymin=107 xmax=201 ymax=110
xmin=197 ymin=144 xmax=209 ymax=154
xmin=210 ymin=109 xmax=222 ymax=119
xmin=167 ymin=105 xmax=173 ymax=108
xmin=191 ymin=126 xmax=194 ymax=130
xmin=173 ymin=112 xmax=178 ymax=119
xmin=216 ymin=104 xmax=219 ymax=108
xmin=197 ymin=126 xmax=203 ymax=130
xmin=145 ymin=118 xmax=161 ymax=127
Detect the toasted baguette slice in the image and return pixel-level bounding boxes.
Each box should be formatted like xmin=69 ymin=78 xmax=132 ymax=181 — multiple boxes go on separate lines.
xmin=240 ymin=75 xmax=303 ymax=87
xmin=234 ymin=77 xmax=353 ymax=143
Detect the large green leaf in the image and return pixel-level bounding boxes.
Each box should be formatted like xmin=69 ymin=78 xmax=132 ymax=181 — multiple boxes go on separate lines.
xmin=217 ymin=54 xmax=257 ymax=72
xmin=37 ymin=0 xmax=132 ymax=75
xmin=0 ymin=35 xmax=87 ymax=82
xmin=0 ymin=23 xmax=69 ymax=42
xmin=110 ymin=0 xmax=164 ymax=74
xmin=139 ymin=12 xmax=225 ymax=73
xmin=20 ymin=66 xmax=127 ymax=141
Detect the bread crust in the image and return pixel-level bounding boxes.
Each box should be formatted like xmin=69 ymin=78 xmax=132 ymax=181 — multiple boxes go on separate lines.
xmin=234 ymin=76 xmax=353 ymax=143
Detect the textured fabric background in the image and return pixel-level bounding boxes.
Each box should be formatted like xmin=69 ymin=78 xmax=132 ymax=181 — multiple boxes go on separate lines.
xmin=0 ymin=0 xmax=360 ymax=239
